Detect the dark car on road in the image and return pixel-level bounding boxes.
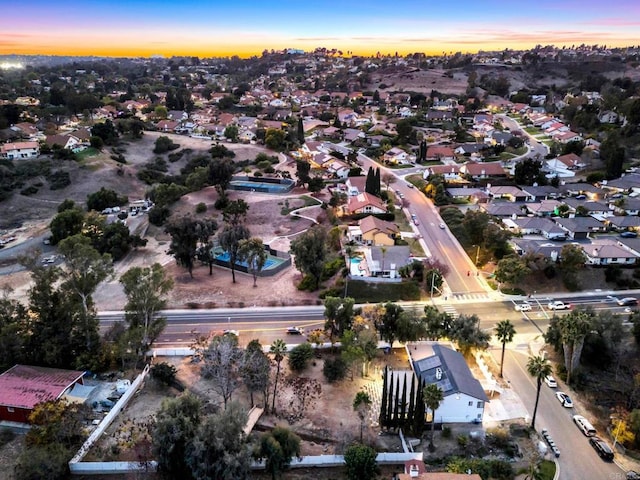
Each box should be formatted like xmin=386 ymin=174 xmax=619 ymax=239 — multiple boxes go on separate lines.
xmin=286 ymin=327 xmax=304 ymax=335
xmin=589 ymin=436 xmax=614 ymax=461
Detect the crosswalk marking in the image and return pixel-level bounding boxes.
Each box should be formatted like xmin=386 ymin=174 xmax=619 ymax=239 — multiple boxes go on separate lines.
xmin=441 ymin=305 xmax=459 ymax=318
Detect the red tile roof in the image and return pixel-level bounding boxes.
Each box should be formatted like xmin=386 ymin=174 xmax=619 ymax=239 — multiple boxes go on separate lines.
xmin=0 ymin=365 xmax=85 ymax=410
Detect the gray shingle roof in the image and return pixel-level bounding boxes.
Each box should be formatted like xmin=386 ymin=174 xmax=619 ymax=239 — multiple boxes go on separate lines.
xmin=412 ymin=343 xmax=488 ymax=401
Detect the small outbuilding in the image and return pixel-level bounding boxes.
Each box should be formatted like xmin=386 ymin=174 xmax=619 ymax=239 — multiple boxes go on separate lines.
xmin=0 ymin=364 xmax=85 ymax=423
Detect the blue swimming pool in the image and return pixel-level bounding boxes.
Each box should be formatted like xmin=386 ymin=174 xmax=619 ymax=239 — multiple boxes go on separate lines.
xmin=215 ymin=251 xmax=278 ymax=270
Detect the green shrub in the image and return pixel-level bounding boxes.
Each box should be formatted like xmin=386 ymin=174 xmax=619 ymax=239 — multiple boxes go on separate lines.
xmin=321 ymin=257 xmax=344 ymax=280
xmin=457 ymin=435 xmax=469 ymax=448
xmin=297 ymin=274 xmax=318 ymax=291
xmin=148 ymin=205 xmax=170 ymax=226
xmin=323 ymin=356 xmax=347 ymax=383
xmin=47 ymin=170 xmax=71 ymax=190
xmin=195 ymin=202 xmax=207 ymax=214
xmin=288 ymin=343 xmax=314 ymax=371
xmin=442 ymin=426 xmax=452 ymax=438
xmin=168 ymin=151 xmax=184 ymax=163
xmin=151 ymin=362 xmax=177 ymax=386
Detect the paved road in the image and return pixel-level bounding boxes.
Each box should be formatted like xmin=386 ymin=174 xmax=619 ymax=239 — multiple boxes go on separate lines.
xmin=497 ymin=114 xmax=548 ymax=161
xmin=356 ymin=153 xmax=484 ymax=296
xmin=496 ymin=346 xmax=624 ymax=480
xmin=98 ymin=293 xmax=636 ymax=347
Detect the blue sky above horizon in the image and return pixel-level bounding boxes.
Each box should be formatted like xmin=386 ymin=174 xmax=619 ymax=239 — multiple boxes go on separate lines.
xmin=1 ymin=0 xmax=639 ymax=57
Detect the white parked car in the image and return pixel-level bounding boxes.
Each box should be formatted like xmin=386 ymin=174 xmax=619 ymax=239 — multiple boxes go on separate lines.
xmin=515 ymin=301 xmax=532 ymax=312
xmin=544 ymin=375 xmax=557 ymax=388
xmin=548 ymin=301 xmax=570 ymax=310
xmin=556 ymin=391 xmax=573 ymax=408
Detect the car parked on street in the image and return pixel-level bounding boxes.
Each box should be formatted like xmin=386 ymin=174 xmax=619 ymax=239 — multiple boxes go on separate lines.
xmin=548 ymin=301 xmax=570 ymax=310
xmin=589 ymin=436 xmax=614 ymax=461
xmin=620 ymin=231 xmax=638 ymax=238
xmin=556 ymin=391 xmax=573 ymax=408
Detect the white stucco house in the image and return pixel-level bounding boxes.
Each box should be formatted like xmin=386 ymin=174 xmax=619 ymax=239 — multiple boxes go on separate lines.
xmin=0 ymin=141 xmax=40 ymax=160
xmin=410 ymin=342 xmax=488 ymax=423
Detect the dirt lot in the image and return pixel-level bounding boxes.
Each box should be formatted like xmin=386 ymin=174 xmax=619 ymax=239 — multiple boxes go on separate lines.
xmin=0 ymin=132 xmax=329 ymax=309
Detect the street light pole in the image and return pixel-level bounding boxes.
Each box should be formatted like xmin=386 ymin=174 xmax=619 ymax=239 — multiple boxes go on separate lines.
xmin=475 ymin=245 xmax=480 ymax=267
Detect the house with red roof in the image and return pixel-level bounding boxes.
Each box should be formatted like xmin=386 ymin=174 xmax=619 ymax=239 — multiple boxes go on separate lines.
xmin=460 ymin=161 xmax=506 ymax=179
xmin=0 ymin=141 xmax=39 ymax=160
xmin=343 ymin=192 xmax=387 ymax=216
xmin=0 ymin=365 xmax=85 ymax=423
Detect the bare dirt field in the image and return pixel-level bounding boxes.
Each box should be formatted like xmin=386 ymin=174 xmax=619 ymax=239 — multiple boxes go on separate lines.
xmin=1 ymin=132 xmax=326 ymax=309
xmin=369 ymin=68 xmax=469 ymax=96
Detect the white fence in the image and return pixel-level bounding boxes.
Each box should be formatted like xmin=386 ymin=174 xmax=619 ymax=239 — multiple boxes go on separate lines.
xmin=69 ymin=364 xmax=151 ymax=470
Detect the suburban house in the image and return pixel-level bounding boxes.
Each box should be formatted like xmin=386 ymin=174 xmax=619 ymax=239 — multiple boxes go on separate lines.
xmin=608 ymin=216 xmax=640 ymax=231
xmin=584 ymin=241 xmax=639 ymax=266
xmin=520 ymin=185 xmax=562 ymax=202
xmin=481 ymin=203 xmax=523 ymax=218
xmin=502 ymin=217 xmax=565 ymax=238
xmin=364 ymin=245 xmax=410 ymax=278
xmin=410 ymin=342 xmax=488 ymax=424
xmin=347 ymin=215 xmax=398 ymax=246
xmin=343 ymin=192 xmax=387 ymax=216
xmin=424 ymin=165 xmax=462 ymax=182
xmin=511 ymin=239 xmax=563 ymax=260
xmin=553 ymin=217 xmax=605 ymax=239
xmin=556 ymin=153 xmax=585 ymax=170
xmin=445 ymin=187 xmax=489 ymax=204
xmin=487 ymin=186 xmax=526 ymax=202
xmin=460 ymin=161 xmax=506 ymax=179
xmin=523 ymin=200 xmax=562 ymax=217
xmin=45 ymin=134 xmax=80 ymax=150
xmin=384 ymin=147 xmax=412 ymax=165
xmin=0 ymin=141 xmax=40 ymax=160
xmin=0 ymin=365 xmax=86 ymax=423
xmin=603 ymin=174 xmax=640 ymax=194
xmin=345 ymin=176 xmax=367 ymax=196
xmin=425 ymin=145 xmax=456 ymax=162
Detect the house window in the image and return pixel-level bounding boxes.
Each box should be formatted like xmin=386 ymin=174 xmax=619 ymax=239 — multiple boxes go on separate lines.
xmin=7 ymin=407 xmax=14 ymax=412
xmin=477 ymin=401 xmax=484 ymax=408
xmin=468 ymin=401 xmax=473 ymax=406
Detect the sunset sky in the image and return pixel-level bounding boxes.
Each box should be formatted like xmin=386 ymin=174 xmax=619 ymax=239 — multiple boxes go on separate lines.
xmin=1 ymin=0 xmax=639 ymax=58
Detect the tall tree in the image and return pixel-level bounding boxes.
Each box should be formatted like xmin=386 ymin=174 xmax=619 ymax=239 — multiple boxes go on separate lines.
xmin=555 ymin=309 xmax=593 ymax=384
xmin=377 ymin=302 xmax=404 ymax=348
xmin=365 ymin=166 xmax=375 ymax=194
xmin=186 ymin=402 xmax=251 ymax=480
xmin=208 ymin=157 xmax=235 ymax=199
xmin=219 ymin=224 xmax=251 ymax=284
xmin=238 ymin=237 xmax=267 ymax=287
xmin=241 ymin=339 xmax=271 ymax=407
xmin=526 ymin=355 xmax=552 ymax=430
xmin=0 ymin=288 xmax=28 ymax=370
xmin=270 ymin=339 xmax=287 ymax=414
xmin=295 ymin=159 xmax=311 ymax=187
xmin=323 ymin=296 xmax=355 ymax=342
xmin=201 ymin=334 xmax=243 ymax=408
xmin=166 ymin=216 xmax=217 ymax=278
xmin=297 ymin=117 xmax=305 ymax=144
xmin=153 ymin=393 xmax=201 ymax=478
xmin=58 ymin=235 xmax=113 ymax=367
xmin=495 ymin=320 xmax=516 ymax=378
xmin=254 ymin=426 xmax=301 ymax=480
xmin=449 ymin=314 xmax=491 ymax=357
xmin=353 ymin=392 xmax=372 ymax=443
xmin=423 ymin=383 xmax=444 ymax=451
xmin=289 ymin=226 xmax=327 ymax=291
xmin=120 ymin=263 xmax=173 ymax=359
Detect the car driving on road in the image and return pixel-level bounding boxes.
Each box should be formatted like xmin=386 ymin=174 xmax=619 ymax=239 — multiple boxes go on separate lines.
xmin=515 ymin=301 xmax=532 ymax=312
xmin=548 ymin=301 xmax=570 ymax=310
xmin=286 ymin=326 xmax=304 ymax=335
xmin=544 ymin=375 xmax=557 ymax=388
xmin=618 ymin=297 xmax=638 ymax=306
xmin=556 ymin=391 xmax=573 ymax=408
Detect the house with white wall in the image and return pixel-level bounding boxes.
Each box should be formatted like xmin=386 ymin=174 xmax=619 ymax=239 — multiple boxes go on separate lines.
xmin=0 ymin=141 xmax=40 ymax=160
xmin=410 ymin=342 xmax=488 ymax=424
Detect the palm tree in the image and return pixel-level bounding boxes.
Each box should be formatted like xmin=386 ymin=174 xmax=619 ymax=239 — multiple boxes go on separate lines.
xmin=380 ymin=246 xmax=387 ymax=277
xmin=270 ymin=339 xmax=287 ymax=414
xmin=353 ymin=391 xmax=372 ymax=442
xmin=422 ymin=384 xmax=444 ymax=451
xmin=495 ymin=320 xmax=516 ymax=378
xmin=526 ymin=355 xmax=552 ymax=430
xmin=238 ymin=237 xmax=267 ymax=287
